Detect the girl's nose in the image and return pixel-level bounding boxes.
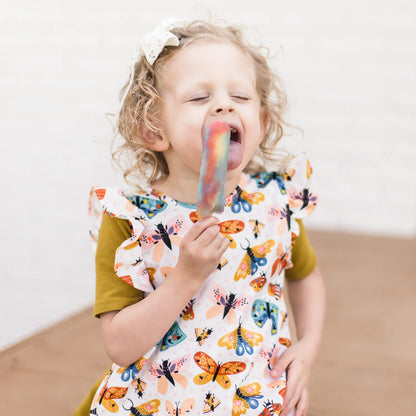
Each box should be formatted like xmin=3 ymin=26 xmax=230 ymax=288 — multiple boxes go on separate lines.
xmin=210 ymin=94 xmax=235 ymax=115
xmin=215 ymin=105 xmax=235 ymax=114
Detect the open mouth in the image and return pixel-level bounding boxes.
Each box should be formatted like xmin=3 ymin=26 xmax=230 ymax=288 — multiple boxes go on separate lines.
xmin=230 ymin=126 xmax=241 ymax=144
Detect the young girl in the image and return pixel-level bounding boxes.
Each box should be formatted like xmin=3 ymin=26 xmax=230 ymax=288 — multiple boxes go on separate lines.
xmin=76 ymin=18 xmax=325 ymax=416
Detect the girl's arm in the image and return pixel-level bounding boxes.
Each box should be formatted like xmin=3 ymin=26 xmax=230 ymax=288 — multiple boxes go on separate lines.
xmin=271 ymin=266 xmax=326 ymax=416
xmin=100 ymin=216 xmax=229 ymax=367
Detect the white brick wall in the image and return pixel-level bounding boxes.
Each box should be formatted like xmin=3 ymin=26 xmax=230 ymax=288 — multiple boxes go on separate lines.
xmin=1 ymin=0 xmax=415 ymax=348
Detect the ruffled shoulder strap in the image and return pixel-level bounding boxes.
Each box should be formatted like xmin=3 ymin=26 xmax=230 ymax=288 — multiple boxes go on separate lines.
xmin=283 ymin=152 xmax=318 ymax=220
xmin=88 ymin=187 xmax=155 ymax=293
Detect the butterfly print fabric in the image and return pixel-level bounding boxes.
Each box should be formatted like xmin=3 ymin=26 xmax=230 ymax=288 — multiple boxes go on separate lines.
xmin=88 ymin=153 xmax=317 ymax=414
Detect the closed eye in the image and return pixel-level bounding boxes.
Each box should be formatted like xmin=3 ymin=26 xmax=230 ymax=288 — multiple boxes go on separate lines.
xmin=231 ymin=95 xmax=250 ymax=101
xmin=189 ymin=95 xmax=209 ymax=102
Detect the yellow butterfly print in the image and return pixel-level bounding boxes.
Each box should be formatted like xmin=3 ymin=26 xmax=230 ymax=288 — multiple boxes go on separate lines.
xmin=203 ymin=391 xmax=221 ymax=413
xmin=218 ymin=321 xmax=263 ymax=356
xmin=306 ymin=159 xmax=313 ymax=179
xmin=193 ymin=351 xmax=246 ymax=390
xmin=281 ymin=168 xmax=295 ymax=182
xmin=195 ymin=327 xmax=214 ymax=346
xmin=229 ymin=187 xmax=265 ymax=213
xmin=234 ymin=239 xmax=275 ymax=281
xmin=249 ymin=219 xmax=265 ymax=239
xmin=232 ymin=383 xmax=263 ymax=416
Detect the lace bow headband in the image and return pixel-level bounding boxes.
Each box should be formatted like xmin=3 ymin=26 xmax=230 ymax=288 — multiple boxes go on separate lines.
xmin=119 ymin=17 xmax=185 ymax=110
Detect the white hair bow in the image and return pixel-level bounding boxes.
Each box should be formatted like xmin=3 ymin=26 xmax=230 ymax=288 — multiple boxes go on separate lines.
xmin=140 ymin=17 xmax=184 ymax=65
xmin=119 ymin=17 xmax=185 ymax=111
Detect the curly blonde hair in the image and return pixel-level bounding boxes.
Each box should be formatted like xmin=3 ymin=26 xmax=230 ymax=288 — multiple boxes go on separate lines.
xmin=114 ymin=19 xmax=290 ymax=187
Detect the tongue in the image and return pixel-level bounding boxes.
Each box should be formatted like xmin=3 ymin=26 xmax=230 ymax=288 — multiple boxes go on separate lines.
xmin=227 ymin=140 xmax=243 ymax=170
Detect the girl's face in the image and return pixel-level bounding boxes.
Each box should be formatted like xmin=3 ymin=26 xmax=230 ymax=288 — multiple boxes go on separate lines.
xmin=156 ymin=41 xmax=267 ymax=187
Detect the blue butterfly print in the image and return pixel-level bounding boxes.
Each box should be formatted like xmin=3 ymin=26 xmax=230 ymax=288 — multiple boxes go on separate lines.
xmin=233 ymin=383 xmax=264 ymax=411
xmin=127 ymin=195 xmax=167 ymax=218
xmin=218 ymin=320 xmax=263 ymax=356
xmin=235 ymin=239 xmax=275 ymax=281
xmin=230 ymin=187 xmax=264 ymax=213
xmin=120 ymin=362 xmax=140 ymax=382
xmin=251 ymin=299 xmax=279 ymax=335
xmin=159 ymin=322 xmax=186 ymax=351
xmin=252 ymin=172 xmax=287 ymax=194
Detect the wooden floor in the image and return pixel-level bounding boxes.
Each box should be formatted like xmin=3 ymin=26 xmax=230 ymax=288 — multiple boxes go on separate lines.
xmin=1 ymin=230 xmax=415 ymax=415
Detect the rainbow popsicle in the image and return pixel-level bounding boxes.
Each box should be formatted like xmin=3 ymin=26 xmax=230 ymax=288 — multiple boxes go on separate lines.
xmin=196 ymin=121 xmax=230 ymax=217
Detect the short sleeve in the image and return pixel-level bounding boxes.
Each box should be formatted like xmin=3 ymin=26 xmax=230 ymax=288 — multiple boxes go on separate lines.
xmin=285 ymin=219 xmax=317 ymax=280
xmin=284 ymin=153 xmax=318 ymax=220
xmin=88 ymin=187 xmax=155 ymax=293
xmin=94 ymin=214 xmax=144 ymax=317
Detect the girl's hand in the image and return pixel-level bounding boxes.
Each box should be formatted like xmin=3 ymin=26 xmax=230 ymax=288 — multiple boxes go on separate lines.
xmin=176 ymin=216 xmax=229 ymax=283
xmin=269 ymin=339 xmax=315 ymax=416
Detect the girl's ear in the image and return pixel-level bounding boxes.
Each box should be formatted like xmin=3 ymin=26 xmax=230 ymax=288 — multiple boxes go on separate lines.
xmin=138 ymin=118 xmax=170 ymax=151
xmin=143 ymin=129 xmax=170 ymax=152
xmin=259 ymin=108 xmax=269 ymax=141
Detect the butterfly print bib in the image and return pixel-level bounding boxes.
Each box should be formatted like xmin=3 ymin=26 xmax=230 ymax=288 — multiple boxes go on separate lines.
xmin=88 ymin=153 xmax=317 ymax=415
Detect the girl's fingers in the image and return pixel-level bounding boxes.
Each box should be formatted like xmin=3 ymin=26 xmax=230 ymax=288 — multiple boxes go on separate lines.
xmin=216 ymin=233 xmax=230 ymax=254
xmin=270 ymin=348 xmax=293 ymax=378
xmin=282 ymin=383 xmax=303 ymax=416
xmin=195 ymin=223 xmax=222 ymax=247
xmin=294 ymin=388 xmax=309 ymax=416
xmin=185 ymin=216 xmax=219 ymax=241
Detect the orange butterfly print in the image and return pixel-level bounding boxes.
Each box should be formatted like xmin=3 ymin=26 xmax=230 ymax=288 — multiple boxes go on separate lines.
xmin=91 ymin=369 xmax=128 ymax=413
xmin=231 ymin=383 xmax=263 ymax=416
xmin=250 ymin=272 xmax=267 ymax=292
xmin=272 ymin=243 xmax=292 ymax=276
xmin=165 ymin=398 xmax=195 ymax=415
xmin=180 ymin=298 xmax=196 ymax=321
xmin=234 ymin=239 xmax=275 ymax=281
xmin=190 ymin=212 xmax=244 ymax=249
xmin=97 ymin=386 xmax=128 ymax=413
xmin=205 ymin=284 xmax=249 ymax=325
xmin=122 ymin=398 xmax=161 ymax=415
xmin=148 ymin=356 xmax=189 ymax=395
xmin=193 ymin=351 xmax=246 ymax=389
xmin=279 ymin=337 xmax=291 ymax=348
xmin=258 ymin=400 xmax=283 ymax=416
xmin=267 ymin=283 xmax=283 ymax=301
